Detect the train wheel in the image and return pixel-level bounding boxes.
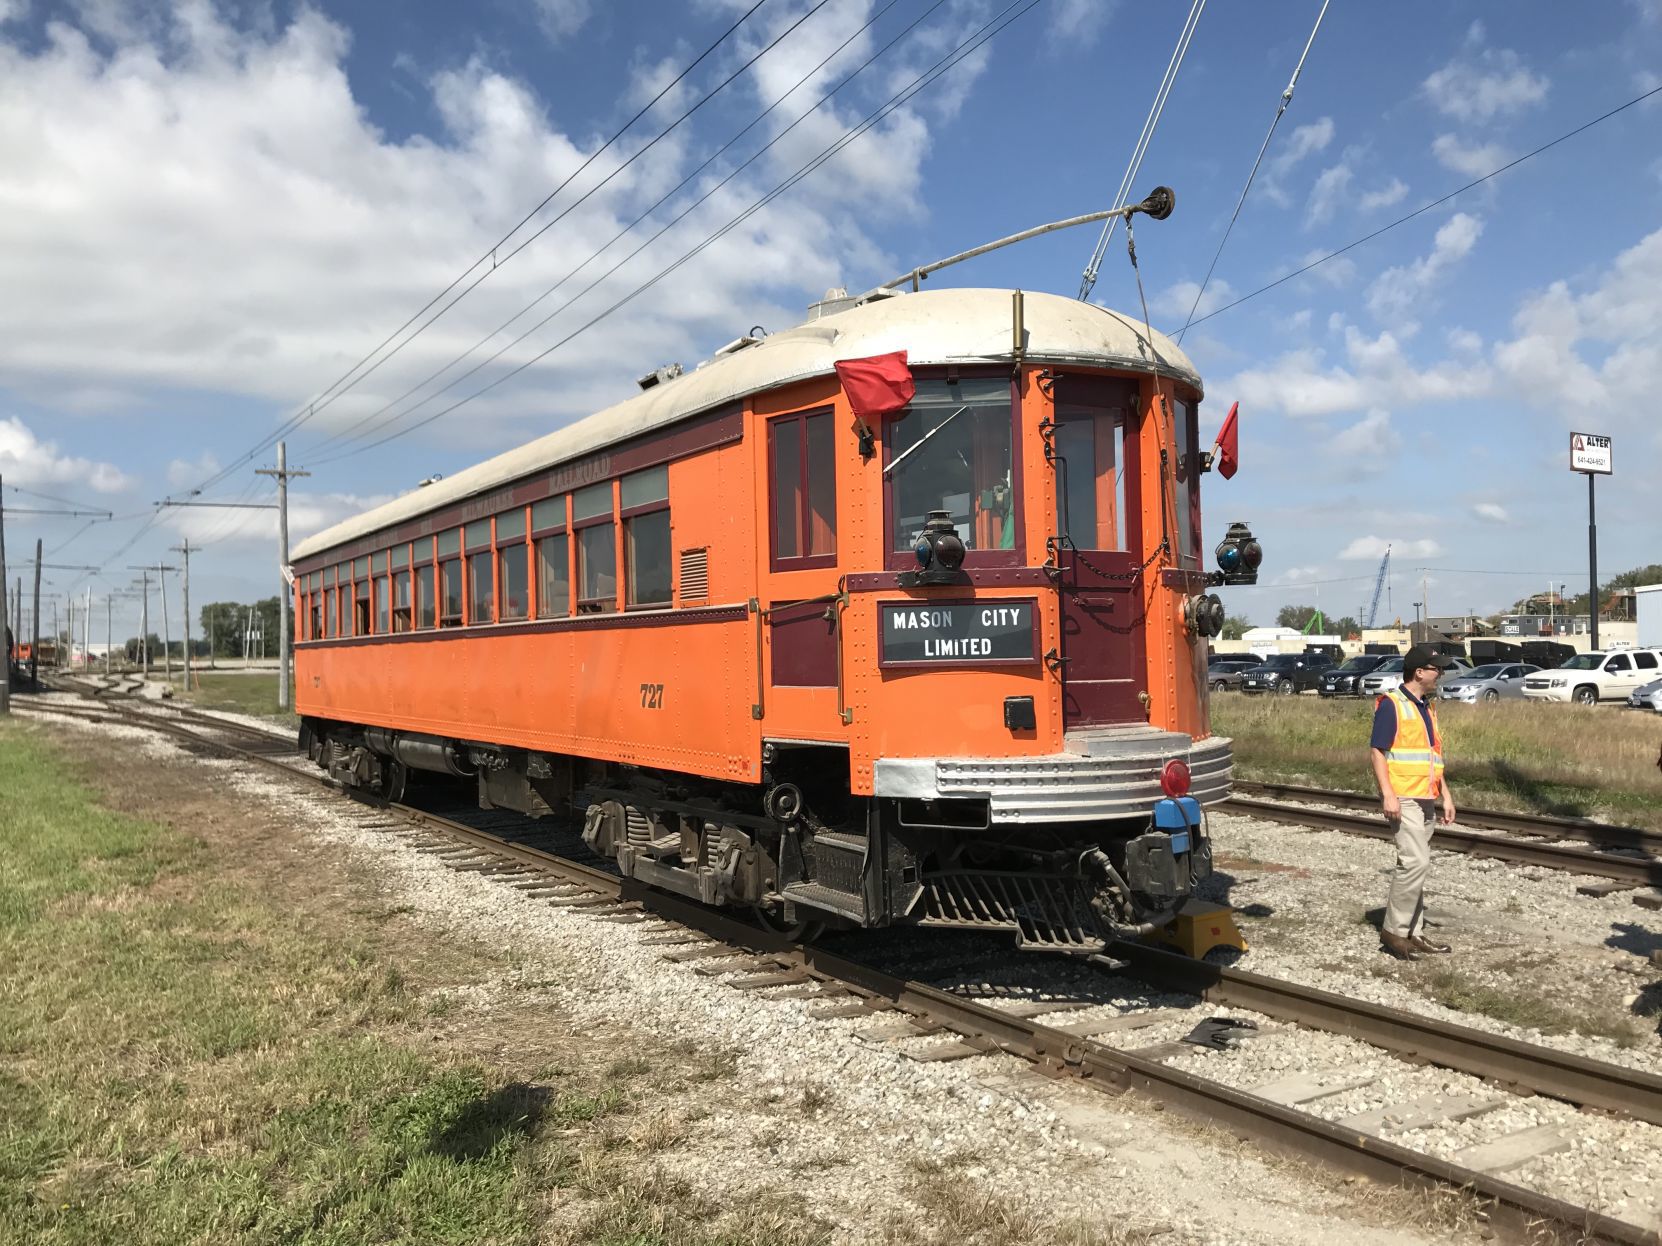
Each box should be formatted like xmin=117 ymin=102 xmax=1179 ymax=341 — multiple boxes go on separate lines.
xmin=378 ymin=759 xmax=409 ymax=803
xmin=753 ymin=906 xmax=825 ymax=943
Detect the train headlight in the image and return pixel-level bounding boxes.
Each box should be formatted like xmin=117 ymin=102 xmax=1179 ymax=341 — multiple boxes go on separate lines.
xmin=1212 ymin=521 xmax=1261 ymax=586
xmin=900 ymin=509 xmax=968 ymax=587
xmin=1183 ymin=592 xmax=1226 ymax=639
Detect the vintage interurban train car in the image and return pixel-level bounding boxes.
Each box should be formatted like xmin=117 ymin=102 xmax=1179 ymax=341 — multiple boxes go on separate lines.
xmin=291 ymin=286 xmax=1255 ymax=952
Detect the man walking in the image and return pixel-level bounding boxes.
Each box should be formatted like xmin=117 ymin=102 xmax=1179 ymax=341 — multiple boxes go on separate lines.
xmin=1371 ymin=645 xmax=1458 ymax=960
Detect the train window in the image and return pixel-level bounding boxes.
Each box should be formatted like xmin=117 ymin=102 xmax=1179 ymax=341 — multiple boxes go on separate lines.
xmin=393 ymin=570 xmax=412 ymax=632
xmin=769 ymin=409 xmax=836 ymax=568
xmin=325 ymin=589 xmax=335 ymax=639
xmin=577 ymin=524 xmax=616 ymax=612
xmin=499 ymin=543 xmax=528 ymax=620
xmin=372 ymin=550 xmax=387 ymax=574
xmin=439 ymin=559 xmax=463 ymax=627
xmin=1053 ymin=408 xmax=1125 ymax=551
xmin=374 ymin=577 xmax=390 ymax=634
xmin=354 ymin=579 xmax=371 ymax=637
xmin=467 ymin=550 xmax=494 ymax=624
xmin=415 ymin=564 xmax=435 ymax=629
xmin=536 ymin=534 xmax=570 ymax=617
xmin=573 ymin=482 xmax=612 ymax=522
xmin=335 ymin=586 xmax=348 ymax=637
xmin=437 ymin=528 xmax=461 ymax=559
xmin=354 ymin=555 xmax=370 ymax=578
xmin=496 ymin=508 xmax=526 ymax=542
xmin=1174 ymin=401 xmax=1200 ymax=567
xmin=310 ymin=593 xmax=322 ymax=641
xmin=625 ymin=511 xmax=671 ymax=608
xmin=620 ymin=465 xmax=668 ymax=509
xmin=389 ymin=544 xmax=409 ymax=569
xmin=888 ymin=378 xmax=1014 ymax=559
xmin=532 ymin=496 xmax=565 ymax=532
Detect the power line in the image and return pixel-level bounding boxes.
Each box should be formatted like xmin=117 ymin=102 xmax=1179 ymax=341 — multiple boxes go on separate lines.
xmin=304 ymin=0 xmax=921 ymax=460
xmin=316 ymin=0 xmax=1048 ymax=464
xmin=305 ymin=0 xmax=943 ymax=460
xmin=1183 ymin=80 xmax=1662 ymax=332
xmin=1176 ymin=0 xmax=1330 ymax=342
xmin=170 ymin=0 xmax=775 ymax=502
xmin=1077 ymin=0 xmax=1205 ymax=301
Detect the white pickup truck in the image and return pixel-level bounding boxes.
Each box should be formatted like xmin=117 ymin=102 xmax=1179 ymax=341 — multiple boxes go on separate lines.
xmin=1521 ymin=648 xmax=1662 ymax=705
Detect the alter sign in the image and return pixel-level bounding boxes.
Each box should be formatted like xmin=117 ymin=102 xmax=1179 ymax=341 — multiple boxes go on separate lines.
xmin=879 ymin=599 xmax=1036 ymax=666
xmin=1570 ymin=432 xmax=1612 ymax=475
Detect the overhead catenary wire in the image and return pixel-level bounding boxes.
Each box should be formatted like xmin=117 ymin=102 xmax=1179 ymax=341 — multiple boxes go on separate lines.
xmin=1077 ymin=0 xmax=1206 ymax=302
xmin=1176 ymin=0 xmax=1331 ymax=343
xmin=1183 ymin=80 xmax=1662 ymax=332
xmin=316 ymin=0 xmax=1050 ymax=465
xmin=170 ymin=0 xmax=774 ymax=503
xmin=304 ymin=0 xmax=926 ymax=460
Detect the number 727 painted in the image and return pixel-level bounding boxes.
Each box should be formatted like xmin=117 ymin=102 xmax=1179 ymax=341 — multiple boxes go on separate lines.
xmin=639 ymin=683 xmax=665 ymax=709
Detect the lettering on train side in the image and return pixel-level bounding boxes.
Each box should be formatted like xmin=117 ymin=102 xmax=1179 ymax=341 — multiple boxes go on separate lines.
xmin=878 ymin=599 xmax=1037 ymax=666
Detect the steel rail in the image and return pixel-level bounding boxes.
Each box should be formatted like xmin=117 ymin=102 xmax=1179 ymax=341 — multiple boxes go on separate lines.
xmin=1234 ymin=778 xmax=1662 ymax=853
xmin=1222 ymin=795 xmax=1662 ymax=886
xmin=13 ymin=698 xmax=1661 ymax=1244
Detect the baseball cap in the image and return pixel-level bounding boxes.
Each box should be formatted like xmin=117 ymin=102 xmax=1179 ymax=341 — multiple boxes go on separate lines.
xmin=1403 ymin=645 xmax=1456 ymax=674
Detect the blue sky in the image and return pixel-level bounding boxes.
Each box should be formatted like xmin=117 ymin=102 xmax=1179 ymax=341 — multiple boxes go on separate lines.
xmin=2 ymin=0 xmax=1660 ymax=641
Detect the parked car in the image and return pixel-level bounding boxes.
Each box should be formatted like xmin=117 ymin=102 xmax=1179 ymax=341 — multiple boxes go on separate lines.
xmin=1319 ymin=654 xmax=1392 ymax=697
xmin=1241 ymin=653 xmax=1333 ymax=696
xmin=1206 ymin=655 xmax=1262 ymax=692
xmin=1360 ymin=655 xmax=1472 ymax=697
xmin=1522 ymin=648 xmax=1662 ymax=705
xmin=1628 ymin=677 xmax=1662 ymax=713
xmin=1438 ymin=663 xmax=1540 ymax=703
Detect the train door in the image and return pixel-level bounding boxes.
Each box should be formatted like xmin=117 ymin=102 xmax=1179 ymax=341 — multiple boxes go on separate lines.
xmin=1051 ymin=383 xmax=1145 ymax=728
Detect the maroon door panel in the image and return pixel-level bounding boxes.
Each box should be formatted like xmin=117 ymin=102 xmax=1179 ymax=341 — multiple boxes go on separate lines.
xmin=769 ymin=599 xmax=838 ymax=687
xmin=1057 ymin=550 xmax=1145 ymax=726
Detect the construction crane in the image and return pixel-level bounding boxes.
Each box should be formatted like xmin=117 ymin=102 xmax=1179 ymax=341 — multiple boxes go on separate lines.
xmin=1364 ymin=546 xmax=1391 ymax=629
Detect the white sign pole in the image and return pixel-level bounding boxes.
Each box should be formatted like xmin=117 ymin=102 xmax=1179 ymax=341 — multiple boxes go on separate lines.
xmin=1570 ymin=432 xmax=1612 ymax=650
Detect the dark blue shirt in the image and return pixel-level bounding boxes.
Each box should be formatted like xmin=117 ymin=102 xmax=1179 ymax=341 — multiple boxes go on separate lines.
xmin=1370 ymin=685 xmax=1438 ymax=752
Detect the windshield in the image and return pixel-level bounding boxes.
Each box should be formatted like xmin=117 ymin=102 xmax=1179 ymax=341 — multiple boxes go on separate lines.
xmin=1260 ymin=655 xmax=1299 ymax=670
xmin=1463 ymin=664 xmax=1506 ymax=679
xmin=1371 ymin=658 xmax=1404 ymax=674
xmin=1336 ymin=656 xmax=1379 ymax=673
xmin=889 ymin=378 xmax=1014 ymax=556
xmin=1561 ymin=653 xmax=1604 ymax=670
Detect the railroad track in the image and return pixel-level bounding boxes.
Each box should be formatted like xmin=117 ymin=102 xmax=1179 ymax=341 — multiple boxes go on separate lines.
xmin=13 ymin=694 xmax=1662 ymax=1244
xmin=1227 ymin=781 xmax=1662 ymax=891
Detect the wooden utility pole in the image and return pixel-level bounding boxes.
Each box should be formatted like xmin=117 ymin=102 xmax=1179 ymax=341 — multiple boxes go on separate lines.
xmin=257 ymin=442 xmax=308 ymax=710
xmin=105 ymin=595 xmax=112 ymax=675
xmin=172 ymin=539 xmax=194 ymax=691
xmin=128 ymin=567 xmax=155 ymax=676
xmin=30 ymin=539 xmax=42 ymax=688
xmin=1 ymin=471 xmax=10 ymax=715
xmin=158 ymin=562 xmax=173 ymax=682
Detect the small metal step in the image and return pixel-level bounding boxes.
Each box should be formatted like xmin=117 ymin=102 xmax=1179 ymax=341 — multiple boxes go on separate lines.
xmin=782 ymin=881 xmax=865 ymax=921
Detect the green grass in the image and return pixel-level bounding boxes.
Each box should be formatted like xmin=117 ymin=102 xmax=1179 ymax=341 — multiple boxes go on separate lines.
xmin=1211 ymin=693 xmax=1662 ymax=828
xmin=1413 ymin=965 xmax=1646 ymax=1047
xmin=0 ymin=722 xmax=835 ymax=1246
xmin=175 ymin=670 xmax=297 ymax=728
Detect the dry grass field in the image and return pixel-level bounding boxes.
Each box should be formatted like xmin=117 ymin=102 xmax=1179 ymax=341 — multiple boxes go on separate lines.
xmin=1211 ymin=692 xmax=1662 ymax=828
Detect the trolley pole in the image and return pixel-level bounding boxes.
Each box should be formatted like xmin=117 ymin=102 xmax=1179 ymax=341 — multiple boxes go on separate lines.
xmin=257 ymin=441 xmax=309 ymax=710
xmin=1588 ymin=472 xmax=1599 ymax=653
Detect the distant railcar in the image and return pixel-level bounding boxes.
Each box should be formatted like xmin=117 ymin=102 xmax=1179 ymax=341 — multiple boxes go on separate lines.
xmin=292 ymin=287 xmax=1254 ymax=952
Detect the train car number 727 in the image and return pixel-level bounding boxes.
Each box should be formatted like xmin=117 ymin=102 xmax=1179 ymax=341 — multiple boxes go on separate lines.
xmin=639 ymin=683 xmax=665 ymax=709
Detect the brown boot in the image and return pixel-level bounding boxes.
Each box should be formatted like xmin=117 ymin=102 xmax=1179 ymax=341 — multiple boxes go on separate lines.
xmin=1380 ymin=930 xmax=1421 ymax=960
xmin=1411 ymin=935 xmax=1452 ymax=954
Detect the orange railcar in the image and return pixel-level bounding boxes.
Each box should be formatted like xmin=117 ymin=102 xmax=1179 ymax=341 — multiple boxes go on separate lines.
xmin=292 ymin=287 xmax=1251 ymax=952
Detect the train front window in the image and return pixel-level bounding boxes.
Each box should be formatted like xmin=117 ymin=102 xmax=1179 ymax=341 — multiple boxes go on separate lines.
xmin=1175 ymin=400 xmax=1200 ymax=567
xmin=888 ymin=378 xmax=1014 ymax=559
xmin=1054 ymin=407 xmax=1126 ymax=551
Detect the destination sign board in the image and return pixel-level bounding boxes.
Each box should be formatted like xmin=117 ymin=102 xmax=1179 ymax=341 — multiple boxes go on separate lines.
xmin=1570 ymin=431 xmax=1612 ymax=475
xmin=879 ymin=599 xmax=1037 ymax=666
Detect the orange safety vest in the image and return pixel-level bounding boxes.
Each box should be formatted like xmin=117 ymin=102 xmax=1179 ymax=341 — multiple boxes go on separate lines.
xmin=1377 ymin=687 xmax=1444 ymax=798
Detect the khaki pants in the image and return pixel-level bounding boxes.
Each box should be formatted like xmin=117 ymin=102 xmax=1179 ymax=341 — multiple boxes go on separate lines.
xmin=1383 ymin=798 xmax=1433 ymax=939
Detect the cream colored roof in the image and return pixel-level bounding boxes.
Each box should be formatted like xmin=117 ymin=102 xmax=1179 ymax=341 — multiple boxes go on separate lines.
xmin=294 ymin=287 xmax=1201 ymax=560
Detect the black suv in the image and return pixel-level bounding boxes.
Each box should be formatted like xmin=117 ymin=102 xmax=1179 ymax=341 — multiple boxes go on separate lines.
xmin=1206 ymin=655 xmax=1262 ymax=692
xmin=1241 ymin=653 xmax=1333 ymax=696
xmin=1319 ymin=654 xmax=1391 ymax=697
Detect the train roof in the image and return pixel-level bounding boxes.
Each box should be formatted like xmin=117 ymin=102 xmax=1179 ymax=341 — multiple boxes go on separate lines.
xmin=293 ymin=287 xmax=1201 ymax=560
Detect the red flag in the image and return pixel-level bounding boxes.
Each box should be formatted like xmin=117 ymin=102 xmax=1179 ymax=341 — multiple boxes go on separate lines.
xmin=1213 ymin=401 xmax=1239 ymax=480
xmin=834 ymin=351 xmax=915 ymax=419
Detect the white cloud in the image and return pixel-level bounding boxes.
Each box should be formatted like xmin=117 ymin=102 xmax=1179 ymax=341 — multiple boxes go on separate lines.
xmin=1421 ymin=44 xmax=1548 ymax=123
xmin=1431 ymin=133 xmax=1510 ymax=179
xmin=1279 ymin=566 xmax=1324 ymax=584
xmin=1260 ymin=117 xmax=1334 ymax=206
xmin=0 ymin=0 xmax=26 ymax=25
xmin=1340 ymin=535 xmax=1442 ymax=561
xmin=1048 ymin=0 xmax=1118 ymax=47
xmin=1152 ymin=278 xmax=1236 ymax=323
xmin=1492 ymin=225 xmax=1662 ymax=439
xmin=530 ymin=0 xmax=592 ymax=40
xmin=1473 ymin=502 xmax=1509 ymax=523
xmin=1328 ymin=408 xmax=1399 ymax=459
xmin=1366 ymin=212 xmax=1483 ymax=321
xmin=0 ymin=415 xmax=132 ymax=494
xmin=1447 ymin=327 xmax=1483 ymax=355
xmin=1299 ymin=249 xmax=1355 ymax=287
xmin=1304 ymin=161 xmax=1353 ymax=227
xmin=166 ymin=452 xmax=223 ymax=489
xmin=1358 ymin=178 xmax=1408 ymax=211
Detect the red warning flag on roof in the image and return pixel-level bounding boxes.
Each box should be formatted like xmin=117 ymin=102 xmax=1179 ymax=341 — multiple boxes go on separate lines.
xmin=1213 ymin=401 xmax=1240 ymax=480
xmin=834 ymin=351 xmax=915 ymax=419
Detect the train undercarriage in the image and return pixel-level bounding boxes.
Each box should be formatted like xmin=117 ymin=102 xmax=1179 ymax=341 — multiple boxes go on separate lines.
xmin=300 ymin=719 xmax=1214 ymax=953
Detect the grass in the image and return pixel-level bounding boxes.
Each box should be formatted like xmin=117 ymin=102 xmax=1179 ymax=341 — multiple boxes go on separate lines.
xmin=1211 ymin=692 xmax=1662 ymax=828
xmin=174 ymin=670 xmax=297 ymax=728
xmin=1412 ymin=964 xmax=1647 ymax=1047
xmin=0 ymin=721 xmax=832 ymax=1246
